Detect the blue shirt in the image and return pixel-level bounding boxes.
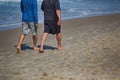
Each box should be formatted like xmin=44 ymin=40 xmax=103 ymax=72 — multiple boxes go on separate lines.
xmin=21 ymin=0 xmax=38 ymax=23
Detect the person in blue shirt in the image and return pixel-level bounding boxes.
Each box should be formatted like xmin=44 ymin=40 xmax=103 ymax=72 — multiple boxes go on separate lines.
xmin=16 ymin=0 xmax=38 ymax=53
xmin=39 ymin=0 xmax=63 ymax=53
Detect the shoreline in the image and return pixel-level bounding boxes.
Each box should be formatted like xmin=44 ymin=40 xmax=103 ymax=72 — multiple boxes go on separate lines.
xmin=0 ymin=13 xmax=120 ymax=31
xmin=0 ymin=14 xmax=120 ymax=80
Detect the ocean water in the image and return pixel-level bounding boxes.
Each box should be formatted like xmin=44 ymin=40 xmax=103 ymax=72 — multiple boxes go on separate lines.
xmin=0 ymin=0 xmax=120 ymax=31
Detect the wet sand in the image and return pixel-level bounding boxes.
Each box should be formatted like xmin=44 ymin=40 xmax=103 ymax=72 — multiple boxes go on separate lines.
xmin=0 ymin=14 xmax=120 ymax=80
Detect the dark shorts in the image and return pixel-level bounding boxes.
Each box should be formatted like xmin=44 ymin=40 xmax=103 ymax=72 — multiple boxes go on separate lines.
xmin=44 ymin=21 xmax=61 ymax=34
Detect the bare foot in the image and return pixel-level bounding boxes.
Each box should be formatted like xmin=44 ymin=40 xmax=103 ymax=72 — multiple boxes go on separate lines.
xmin=34 ymin=47 xmax=39 ymax=51
xmin=57 ymin=47 xmax=64 ymax=50
xmin=39 ymin=48 xmax=44 ymax=53
xmin=16 ymin=47 xmax=22 ymax=53
xmin=39 ymin=46 xmax=44 ymax=53
xmin=39 ymin=50 xmax=44 ymax=53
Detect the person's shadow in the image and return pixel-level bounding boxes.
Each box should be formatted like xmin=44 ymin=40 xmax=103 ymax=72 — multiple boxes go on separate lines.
xmin=38 ymin=45 xmax=57 ymax=50
xmin=15 ymin=44 xmax=57 ymax=51
xmin=21 ymin=44 xmax=33 ymax=50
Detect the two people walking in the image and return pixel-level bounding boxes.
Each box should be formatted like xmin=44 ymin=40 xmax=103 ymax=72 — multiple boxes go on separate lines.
xmin=16 ymin=0 xmax=63 ymax=53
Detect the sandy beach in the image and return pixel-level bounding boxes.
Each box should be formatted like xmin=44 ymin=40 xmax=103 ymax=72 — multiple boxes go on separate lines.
xmin=0 ymin=14 xmax=120 ymax=80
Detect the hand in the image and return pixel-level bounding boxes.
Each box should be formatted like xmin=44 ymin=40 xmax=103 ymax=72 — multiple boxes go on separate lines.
xmin=57 ymin=18 xmax=62 ymax=26
xmin=34 ymin=23 xmax=39 ymax=28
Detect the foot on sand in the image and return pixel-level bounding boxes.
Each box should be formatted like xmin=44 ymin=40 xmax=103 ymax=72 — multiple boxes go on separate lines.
xmin=57 ymin=47 xmax=64 ymax=50
xmin=16 ymin=47 xmax=22 ymax=53
xmin=34 ymin=47 xmax=39 ymax=51
xmin=39 ymin=50 xmax=44 ymax=53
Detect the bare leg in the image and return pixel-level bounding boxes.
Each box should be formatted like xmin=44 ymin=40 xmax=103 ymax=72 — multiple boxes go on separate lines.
xmin=16 ymin=34 xmax=26 ymax=53
xmin=56 ymin=33 xmax=63 ymax=50
xmin=39 ymin=33 xmax=48 ymax=53
xmin=33 ymin=35 xmax=39 ymax=50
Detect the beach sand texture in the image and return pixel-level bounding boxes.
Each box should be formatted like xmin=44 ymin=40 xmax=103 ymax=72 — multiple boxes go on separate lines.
xmin=0 ymin=14 xmax=120 ymax=80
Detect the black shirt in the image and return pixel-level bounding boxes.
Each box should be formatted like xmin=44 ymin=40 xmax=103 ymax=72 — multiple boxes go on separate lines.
xmin=41 ymin=0 xmax=61 ymax=21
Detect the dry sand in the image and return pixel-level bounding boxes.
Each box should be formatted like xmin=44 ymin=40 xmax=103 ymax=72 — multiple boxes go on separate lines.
xmin=0 ymin=14 xmax=120 ymax=80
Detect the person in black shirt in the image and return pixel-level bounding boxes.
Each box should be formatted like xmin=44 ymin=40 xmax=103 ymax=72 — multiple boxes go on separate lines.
xmin=39 ymin=0 xmax=63 ymax=53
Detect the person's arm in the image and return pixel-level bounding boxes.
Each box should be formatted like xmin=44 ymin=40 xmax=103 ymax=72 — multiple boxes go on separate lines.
xmin=55 ymin=0 xmax=62 ymax=26
xmin=33 ymin=0 xmax=38 ymax=24
xmin=56 ymin=10 xmax=62 ymax=26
